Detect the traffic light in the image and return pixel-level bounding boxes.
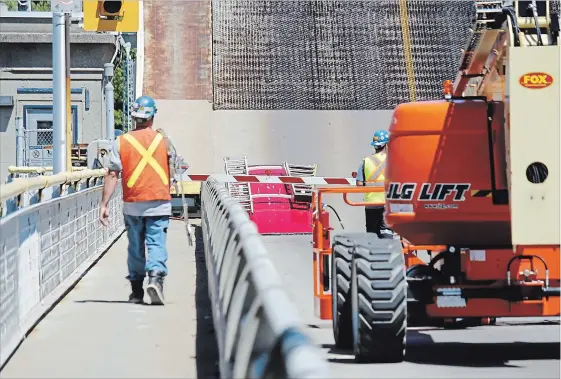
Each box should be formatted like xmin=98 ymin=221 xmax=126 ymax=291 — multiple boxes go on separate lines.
xmin=83 ymin=1 xmax=139 ymax=32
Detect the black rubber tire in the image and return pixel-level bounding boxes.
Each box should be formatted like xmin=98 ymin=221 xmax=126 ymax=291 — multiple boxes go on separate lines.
xmin=331 ymin=233 xmax=372 ymax=350
xmin=351 ymin=234 xmax=407 ymax=363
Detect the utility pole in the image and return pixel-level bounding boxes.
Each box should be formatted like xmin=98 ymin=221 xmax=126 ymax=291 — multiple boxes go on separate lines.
xmin=51 ymin=0 xmax=74 ymax=174
xmin=104 ymin=63 xmax=115 ymax=141
xmin=123 ymin=41 xmax=134 ymax=132
xmin=52 ymin=11 xmax=67 ymax=174
xmin=65 ymin=12 xmax=72 ymax=170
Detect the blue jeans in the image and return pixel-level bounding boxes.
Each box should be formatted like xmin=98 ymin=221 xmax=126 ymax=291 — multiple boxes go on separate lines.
xmin=124 ymin=215 xmax=169 ymax=281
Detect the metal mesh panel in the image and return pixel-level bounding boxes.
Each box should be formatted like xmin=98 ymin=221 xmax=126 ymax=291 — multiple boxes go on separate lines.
xmin=552 ymin=0 xmax=560 ymax=16
xmin=32 ymin=129 xmax=54 ymax=146
xmin=212 ymin=0 xmax=476 ymax=110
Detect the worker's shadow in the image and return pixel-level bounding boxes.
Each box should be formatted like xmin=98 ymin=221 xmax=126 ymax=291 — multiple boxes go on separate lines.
xmin=74 ymin=300 xmax=133 ymax=304
xmin=325 ymin=329 xmax=560 ymax=368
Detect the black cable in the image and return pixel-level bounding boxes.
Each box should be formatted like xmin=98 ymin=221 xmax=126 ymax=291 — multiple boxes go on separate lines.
xmin=502 ymin=4 xmax=521 ymax=46
xmin=323 ymin=204 xmax=345 ymax=230
xmin=528 ymin=1 xmax=544 ymax=46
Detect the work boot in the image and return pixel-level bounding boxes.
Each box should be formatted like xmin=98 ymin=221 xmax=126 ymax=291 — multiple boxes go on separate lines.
xmin=146 ymin=270 xmax=165 ymax=305
xmin=128 ymin=280 xmax=144 ymax=304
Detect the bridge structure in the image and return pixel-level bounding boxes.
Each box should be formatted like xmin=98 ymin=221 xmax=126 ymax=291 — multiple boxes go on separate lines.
xmin=1 ymin=1 xmax=560 ymax=379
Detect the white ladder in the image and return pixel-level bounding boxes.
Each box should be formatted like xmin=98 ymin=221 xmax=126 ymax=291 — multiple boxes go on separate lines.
xmin=282 ymin=162 xmax=317 ymax=200
xmin=223 ymin=156 xmax=253 ymax=213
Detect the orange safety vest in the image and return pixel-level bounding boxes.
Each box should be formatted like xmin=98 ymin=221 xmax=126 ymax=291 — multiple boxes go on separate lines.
xmin=118 ymin=128 xmax=172 ymax=203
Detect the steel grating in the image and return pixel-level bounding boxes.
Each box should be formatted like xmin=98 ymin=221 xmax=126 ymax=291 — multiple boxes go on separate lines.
xmin=212 ymin=0 xmax=476 ymax=110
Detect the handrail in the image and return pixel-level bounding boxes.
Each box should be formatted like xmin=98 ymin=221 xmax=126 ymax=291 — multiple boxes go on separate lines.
xmin=0 ymin=168 xmax=107 ymax=202
xmin=8 ymin=166 xmax=52 ymax=174
xmin=8 ymin=165 xmax=87 ymax=173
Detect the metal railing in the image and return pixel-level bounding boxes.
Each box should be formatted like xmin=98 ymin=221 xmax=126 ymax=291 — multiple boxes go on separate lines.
xmin=0 ymin=169 xmax=124 ymax=367
xmin=1 ymin=168 xmax=106 ymax=216
xmin=201 ymin=177 xmax=329 ymax=378
xmin=6 ymin=166 xmax=88 ymax=180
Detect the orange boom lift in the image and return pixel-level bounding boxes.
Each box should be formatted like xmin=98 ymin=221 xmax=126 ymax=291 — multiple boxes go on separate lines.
xmin=311 ymin=0 xmax=560 ymax=363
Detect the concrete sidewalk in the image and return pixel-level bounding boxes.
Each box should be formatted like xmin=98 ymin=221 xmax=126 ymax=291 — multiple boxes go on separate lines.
xmin=0 ymin=220 xmax=218 ymax=379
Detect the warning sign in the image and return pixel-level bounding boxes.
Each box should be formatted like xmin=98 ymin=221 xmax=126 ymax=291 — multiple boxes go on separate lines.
xmin=28 ymin=145 xmax=53 ymax=167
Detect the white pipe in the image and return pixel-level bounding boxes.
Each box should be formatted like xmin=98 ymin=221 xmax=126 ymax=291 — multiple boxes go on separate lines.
xmin=52 ymin=12 xmax=67 ymax=174
xmin=110 ymin=35 xmax=121 ymax=65
xmin=105 ymin=76 xmax=115 ymax=141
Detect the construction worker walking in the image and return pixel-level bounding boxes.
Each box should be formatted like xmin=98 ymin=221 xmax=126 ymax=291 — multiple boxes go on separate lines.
xmin=99 ymin=95 xmax=176 ymax=305
xmin=355 ymin=130 xmax=393 ymax=239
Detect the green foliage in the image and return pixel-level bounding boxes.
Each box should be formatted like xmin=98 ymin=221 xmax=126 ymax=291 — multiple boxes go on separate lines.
xmin=33 ymin=0 xmax=49 ymax=11
xmin=3 ymin=0 xmax=51 ymax=11
xmin=3 ymin=0 xmax=18 ymax=10
xmin=112 ymin=47 xmax=137 ymax=130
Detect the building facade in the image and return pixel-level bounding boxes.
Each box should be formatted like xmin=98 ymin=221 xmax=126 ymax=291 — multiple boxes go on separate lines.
xmin=0 ymin=5 xmax=117 ymax=180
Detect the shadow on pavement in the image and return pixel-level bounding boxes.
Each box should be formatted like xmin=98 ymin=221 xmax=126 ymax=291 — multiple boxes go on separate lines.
xmin=324 ymin=330 xmax=560 ymax=368
xmin=194 ymin=224 xmax=220 ymax=378
xmin=74 ymin=300 xmax=135 ymax=304
xmin=405 ymin=330 xmax=560 ymax=368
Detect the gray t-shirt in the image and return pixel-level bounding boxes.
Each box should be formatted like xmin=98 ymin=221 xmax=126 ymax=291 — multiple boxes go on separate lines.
xmin=108 ymin=138 xmax=172 ymax=217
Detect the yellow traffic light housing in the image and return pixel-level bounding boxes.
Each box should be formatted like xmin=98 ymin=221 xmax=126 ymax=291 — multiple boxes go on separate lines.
xmin=83 ymin=0 xmax=139 ymax=32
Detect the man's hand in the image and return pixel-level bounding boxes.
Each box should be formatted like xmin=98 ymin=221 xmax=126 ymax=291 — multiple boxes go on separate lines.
xmin=99 ymin=170 xmax=119 ymax=227
xmin=99 ymin=205 xmax=110 ymax=227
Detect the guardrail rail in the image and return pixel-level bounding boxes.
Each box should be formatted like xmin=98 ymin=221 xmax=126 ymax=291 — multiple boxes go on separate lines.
xmin=201 ymin=177 xmax=330 ymax=378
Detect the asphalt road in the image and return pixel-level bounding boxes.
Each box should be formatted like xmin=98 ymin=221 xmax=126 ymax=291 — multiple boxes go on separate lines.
xmin=263 ymin=234 xmax=561 ymax=379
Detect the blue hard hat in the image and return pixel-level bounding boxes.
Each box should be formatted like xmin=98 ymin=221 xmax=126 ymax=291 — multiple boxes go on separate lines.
xmin=371 ymin=130 xmax=389 ymax=147
xmin=131 ymin=95 xmax=157 ymax=120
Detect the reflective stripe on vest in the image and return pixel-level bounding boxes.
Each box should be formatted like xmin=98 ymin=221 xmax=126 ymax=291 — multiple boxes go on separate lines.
xmin=365 ymin=156 xmax=386 ymax=187
xmin=122 ymin=133 xmax=169 ymax=188
xmin=363 ymin=153 xmax=386 ymax=204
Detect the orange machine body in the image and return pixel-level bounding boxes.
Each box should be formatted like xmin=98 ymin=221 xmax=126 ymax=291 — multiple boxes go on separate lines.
xmin=385 ymin=98 xmax=510 ymax=247
xmin=385 ymin=98 xmax=559 ymax=319
xmin=423 ymin=246 xmax=560 ymax=318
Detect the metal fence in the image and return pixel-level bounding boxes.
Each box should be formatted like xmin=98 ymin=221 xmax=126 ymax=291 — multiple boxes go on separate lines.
xmin=201 ymin=177 xmax=329 ymax=378
xmin=212 ymin=0 xmax=476 ymax=109
xmin=0 ymin=172 xmax=124 ymax=367
xmin=16 ymin=126 xmax=55 ymax=168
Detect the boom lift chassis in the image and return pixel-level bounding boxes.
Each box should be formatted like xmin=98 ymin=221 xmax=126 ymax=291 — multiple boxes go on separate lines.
xmin=312 ymin=0 xmax=560 ymax=363
xmin=313 ymin=186 xmax=559 ymax=363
